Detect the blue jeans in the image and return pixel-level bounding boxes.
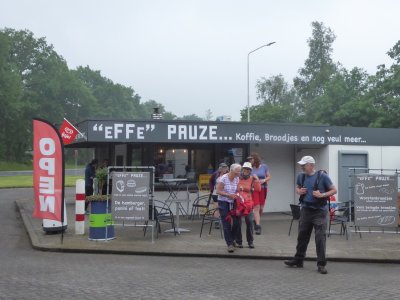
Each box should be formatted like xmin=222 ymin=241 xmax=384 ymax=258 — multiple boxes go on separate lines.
xmin=294 ymin=207 xmax=327 ymax=266
xmin=218 ymin=201 xmax=236 ymax=246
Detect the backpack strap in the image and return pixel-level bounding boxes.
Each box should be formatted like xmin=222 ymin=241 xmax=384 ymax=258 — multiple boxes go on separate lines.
xmin=313 ymin=170 xmax=322 ymax=190
xmin=314 ymin=170 xmax=329 ymax=206
xmin=298 ymin=173 xmax=306 ymax=204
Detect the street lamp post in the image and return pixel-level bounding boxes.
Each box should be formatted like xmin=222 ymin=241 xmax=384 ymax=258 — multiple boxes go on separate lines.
xmin=247 ymin=41 xmax=276 ymax=122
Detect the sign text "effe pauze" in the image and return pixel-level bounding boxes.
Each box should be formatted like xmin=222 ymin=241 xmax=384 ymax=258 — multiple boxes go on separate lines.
xmin=168 ymin=125 xmax=218 ymax=140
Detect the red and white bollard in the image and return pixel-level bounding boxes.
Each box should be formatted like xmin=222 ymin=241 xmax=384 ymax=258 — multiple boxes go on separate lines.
xmin=75 ymin=179 xmax=85 ymax=235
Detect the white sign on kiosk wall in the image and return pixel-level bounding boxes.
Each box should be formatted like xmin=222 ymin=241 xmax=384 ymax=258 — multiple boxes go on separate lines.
xmin=111 ymin=172 xmax=150 ymax=222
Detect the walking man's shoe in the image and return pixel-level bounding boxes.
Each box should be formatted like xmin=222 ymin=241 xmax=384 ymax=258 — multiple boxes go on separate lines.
xmin=255 ymin=224 xmax=261 ymax=235
xmin=227 ymin=245 xmax=235 ymax=253
xmin=233 ymin=241 xmax=243 ymax=248
xmin=248 ymin=243 xmax=255 ymax=249
xmin=318 ymin=266 xmax=328 ymax=274
xmin=284 ymin=259 xmax=303 ymax=268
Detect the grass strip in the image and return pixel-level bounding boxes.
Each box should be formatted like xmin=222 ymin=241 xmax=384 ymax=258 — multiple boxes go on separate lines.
xmin=0 ymin=175 xmax=84 ymax=188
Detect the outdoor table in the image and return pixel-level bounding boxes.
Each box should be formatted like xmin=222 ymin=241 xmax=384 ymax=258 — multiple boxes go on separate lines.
xmin=164 ymin=198 xmax=191 ymax=234
xmin=159 ymin=178 xmax=187 ymax=200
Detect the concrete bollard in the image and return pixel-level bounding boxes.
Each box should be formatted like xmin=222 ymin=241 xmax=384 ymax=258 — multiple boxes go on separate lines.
xmin=75 ymin=179 xmax=85 ymax=234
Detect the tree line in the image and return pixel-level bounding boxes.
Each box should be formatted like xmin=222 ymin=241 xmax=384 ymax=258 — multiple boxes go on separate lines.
xmin=1 ymin=23 xmax=400 ymax=162
xmin=243 ymin=21 xmax=400 ymax=129
xmin=0 ymin=28 xmax=185 ymax=162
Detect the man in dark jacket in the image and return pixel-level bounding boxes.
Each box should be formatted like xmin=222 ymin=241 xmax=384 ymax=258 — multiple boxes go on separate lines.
xmin=84 ymin=158 xmax=98 ymax=213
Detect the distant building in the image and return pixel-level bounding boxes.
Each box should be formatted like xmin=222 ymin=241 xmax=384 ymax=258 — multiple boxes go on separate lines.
xmin=215 ymin=115 xmax=232 ymax=121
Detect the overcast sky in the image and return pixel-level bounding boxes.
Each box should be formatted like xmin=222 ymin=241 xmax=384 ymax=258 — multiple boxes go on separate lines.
xmin=1 ymin=0 xmax=399 ymax=121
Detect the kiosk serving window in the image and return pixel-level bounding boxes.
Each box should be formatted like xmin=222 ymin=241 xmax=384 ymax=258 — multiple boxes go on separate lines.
xmin=154 ymin=147 xmax=188 ymax=179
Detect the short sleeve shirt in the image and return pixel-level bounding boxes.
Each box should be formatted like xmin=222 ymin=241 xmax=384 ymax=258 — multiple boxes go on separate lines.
xmin=217 ymin=173 xmax=239 ymax=203
xmin=296 ymin=171 xmax=333 ymax=210
xmin=251 ymin=164 xmax=269 ymax=187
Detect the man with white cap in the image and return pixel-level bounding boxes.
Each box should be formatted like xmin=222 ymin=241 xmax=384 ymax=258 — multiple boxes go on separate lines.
xmin=284 ymin=155 xmax=337 ymax=274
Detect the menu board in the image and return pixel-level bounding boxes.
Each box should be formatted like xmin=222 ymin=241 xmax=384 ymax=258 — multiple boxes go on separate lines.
xmin=111 ymin=172 xmax=150 ymax=222
xmin=354 ymin=174 xmax=398 ymax=227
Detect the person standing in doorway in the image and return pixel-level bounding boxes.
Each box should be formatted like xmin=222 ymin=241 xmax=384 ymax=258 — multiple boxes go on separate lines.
xmin=284 ymin=156 xmax=337 ymax=275
xmin=85 ymin=158 xmax=98 ymax=214
xmin=248 ymin=153 xmax=271 ymax=235
xmin=216 ymin=163 xmax=241 ymax=253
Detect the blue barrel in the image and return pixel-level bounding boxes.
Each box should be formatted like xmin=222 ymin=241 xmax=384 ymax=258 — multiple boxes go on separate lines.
xmin=89 ymin=200 xmax=115 ymax=241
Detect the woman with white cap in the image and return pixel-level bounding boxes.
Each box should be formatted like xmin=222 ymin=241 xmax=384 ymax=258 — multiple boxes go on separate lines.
xmin=232 ymin=162 xmax=261 ymax=249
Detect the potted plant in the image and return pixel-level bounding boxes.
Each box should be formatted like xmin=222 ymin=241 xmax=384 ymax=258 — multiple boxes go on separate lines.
xmin=96 ymin=168 xmax=108 ymax=195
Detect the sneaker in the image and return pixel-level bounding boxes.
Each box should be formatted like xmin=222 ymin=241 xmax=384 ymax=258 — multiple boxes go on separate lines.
xmin=255 ymin=224 xmax=261 ymax=235
xmin=214 ymin=222 xmax=220 ymax=229
xmin=233 ymin=241 xmax=243 ymax=248
xmin=227 ymin=245 xmax=235 ymax=253
xmin=284 ymin=259 xmax=303 ymax=268
xmin=318 ymin=266 xmax=328 ymax=274
xmin=248 ymin=243 xmax=255 ymax=249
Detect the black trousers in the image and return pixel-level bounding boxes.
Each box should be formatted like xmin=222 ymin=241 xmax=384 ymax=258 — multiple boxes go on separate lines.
xmin=85 ymin=185 xmax=93 ymax=211
xmin=294 ymin=207 xmax=327 ymax=266
xmin=232 ymin=212 xmax=254 ymax=245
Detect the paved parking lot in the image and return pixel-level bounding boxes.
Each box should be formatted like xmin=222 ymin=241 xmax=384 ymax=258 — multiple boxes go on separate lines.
xmin=1 ymin=188 xmax=400 ymax=299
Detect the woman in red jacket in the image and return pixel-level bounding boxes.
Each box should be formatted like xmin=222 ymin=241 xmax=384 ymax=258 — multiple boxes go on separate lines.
xmin=232 ymin=162 xmax=261 ymax=249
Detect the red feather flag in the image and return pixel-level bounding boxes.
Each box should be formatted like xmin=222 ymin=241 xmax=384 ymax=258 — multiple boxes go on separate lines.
xmin=32 ymin=119 xmax=64 ymax=222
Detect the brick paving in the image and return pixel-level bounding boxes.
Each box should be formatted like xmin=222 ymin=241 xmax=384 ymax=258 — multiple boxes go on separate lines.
xmin=1 ymin=188 xmax=400 ymax=299
xmin=15 ymin=188 xmax=400 ymax=262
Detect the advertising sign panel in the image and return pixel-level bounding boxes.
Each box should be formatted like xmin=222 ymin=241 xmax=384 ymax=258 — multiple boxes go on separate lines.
xmin=111 ymin=172 xmax=150 ymax=222
xmin=354 ymin=174 xmax=398 ymax=227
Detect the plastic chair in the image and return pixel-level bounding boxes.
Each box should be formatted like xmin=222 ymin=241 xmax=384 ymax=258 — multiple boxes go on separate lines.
xmin=144 ymin=200 xmax=176 ymax=238
xmin=200 ymin=207 xmax=223 ymax=238
xmin=288 ymin=204 xmax=301 ymax=236
xmin=190 ymin=194 xmax=212 ymax=220
xmin=328 ymin=201 xmax=362 ymax=239
xmin=185 ymin=183 xmax=199 ymax=217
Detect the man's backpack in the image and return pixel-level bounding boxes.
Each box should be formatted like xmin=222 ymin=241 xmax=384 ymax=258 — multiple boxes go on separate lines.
xmin=298 ymin=170 xmax=329 ymax=206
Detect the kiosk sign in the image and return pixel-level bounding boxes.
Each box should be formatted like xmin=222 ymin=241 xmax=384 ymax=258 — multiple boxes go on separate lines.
xmin=354 ymin=174 xmax=398 ymax=227
xmin=111 ymin=172 xmax=150 ymax=222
